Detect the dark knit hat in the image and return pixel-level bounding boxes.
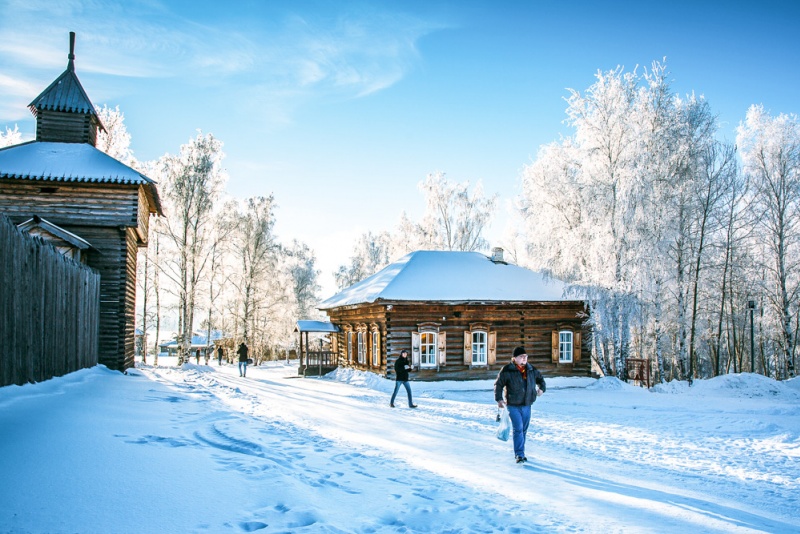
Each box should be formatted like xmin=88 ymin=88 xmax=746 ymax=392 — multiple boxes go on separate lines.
xmin=512 ymin=346 xmax=527 ymax=358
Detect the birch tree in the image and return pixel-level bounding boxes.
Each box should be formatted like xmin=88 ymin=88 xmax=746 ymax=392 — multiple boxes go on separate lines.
xmin=285 ymin=240 xmax=322 ymax=319
xmin=519 ymin=61 xmax=741 ymax=381
xmin=737 ymin=105 xmax=800 ymax=378
xmin=229 ymin=196 xmax=277 ymax=349
xmin=335 ymin=173 xmax=498 ymax=288
xmin=334 ymin=231 xmax=393 ymax=291
xmin=158 ymin=132 xmax=226 ymax=363
xmin=95 ymin=105 xmax=135 ymax=167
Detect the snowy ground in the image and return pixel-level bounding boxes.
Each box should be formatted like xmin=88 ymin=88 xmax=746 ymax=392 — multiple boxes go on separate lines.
xmin=1 ymin=359 xmax=798 ymax=533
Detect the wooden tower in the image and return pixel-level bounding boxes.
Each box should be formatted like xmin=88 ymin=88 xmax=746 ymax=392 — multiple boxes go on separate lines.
xmin=0 ymin=32 xmax=162 ymax=371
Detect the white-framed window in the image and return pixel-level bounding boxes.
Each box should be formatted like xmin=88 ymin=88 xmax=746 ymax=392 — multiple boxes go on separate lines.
xmin=357 ymin=332 xmax=366 ymax=364
xmin=372 ymin=331 xmax=380 ymax=366
xmin=472 ymin=331 xmax=487 ymax=365
xmin=559 ymin=331 xmax=573 ymax=363
xmin=420 ymin=331 xmax=437 ymax=368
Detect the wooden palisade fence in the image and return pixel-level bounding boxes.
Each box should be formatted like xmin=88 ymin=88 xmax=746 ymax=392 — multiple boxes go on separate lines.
xmin=0 ymin=214 xmax=100 ymax=387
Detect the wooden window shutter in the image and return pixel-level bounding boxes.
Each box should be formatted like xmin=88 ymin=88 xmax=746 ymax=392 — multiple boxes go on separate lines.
xmin=463 ymin=330 xmax=471 ymax=365
xmin=438 ymin=332 xmax=447 ymax=366
xmin=375 ymin=331 xmax=382 ymax=367
xmin=551 ymin=331 xmax=559 ymax=363
xmin=349 ymin=332 xmax=355 ymax=363
xmin=365 ymin=331 xmax=371 ymax=368
xmin=573 ymin=331 xmax=581 ymax=362
xmin=488 ymin=331 xmax=497 ymax=365
xmin=411 ymin=332 xmax=421 ymax=368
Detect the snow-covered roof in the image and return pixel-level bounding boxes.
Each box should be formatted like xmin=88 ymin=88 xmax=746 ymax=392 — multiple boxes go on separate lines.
xmin=0 ymin=141 xmax=162 ymax=214
xmin=295 ymin=321 xmax=340 ymax=333
xmin=319 ymin=250 xmax=571 ymax=310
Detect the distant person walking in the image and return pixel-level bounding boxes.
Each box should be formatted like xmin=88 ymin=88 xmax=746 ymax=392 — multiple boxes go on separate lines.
xmin=237 ymin=342 xmax=249 ymax=377
xmin=217 ymin=346 xmax=224 ymax=366
xmin=195 ymin=348 xmax=201 ymax=365
xmin=494 ymin=346 xmax=546 ymax=464
xmin=390 ymin=350 xmax=417 ymax=408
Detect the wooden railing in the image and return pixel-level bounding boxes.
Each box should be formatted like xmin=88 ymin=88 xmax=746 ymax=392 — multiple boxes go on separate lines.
xmin=301 ymin=350 xmax=337 ymax=376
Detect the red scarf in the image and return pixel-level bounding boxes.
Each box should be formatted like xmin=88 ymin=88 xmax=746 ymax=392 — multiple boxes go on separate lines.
xmin=515 ymin=363 xmax=527 ymax=380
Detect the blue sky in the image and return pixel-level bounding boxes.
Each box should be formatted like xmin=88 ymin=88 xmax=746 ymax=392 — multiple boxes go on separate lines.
xmin=1 ymin=0 xmax=798 ymax=295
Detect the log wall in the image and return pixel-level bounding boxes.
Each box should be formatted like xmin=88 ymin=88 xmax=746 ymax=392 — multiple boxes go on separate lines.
xmin=326 ymin=301 xmax=593 ymax=381
xmin=0 ymin=180 xmax=139 ymax=228
xmin=36 ymin=110 xmax=98 ymax=146
xmin=0 ymin=214 xmax=99 ymax=386
xmin=0 ymin=180 xmax=143 ymax=371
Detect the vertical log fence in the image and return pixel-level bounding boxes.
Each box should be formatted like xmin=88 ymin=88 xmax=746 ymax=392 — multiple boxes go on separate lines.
xmin=0 ymin=214 xmax=100 ymax=387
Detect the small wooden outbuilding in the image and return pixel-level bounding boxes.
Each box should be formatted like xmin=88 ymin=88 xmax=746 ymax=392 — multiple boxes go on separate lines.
xmin=318 ymin=249 xmax=593 ymax=381
xmin=294 ymin=320 xmax=340 ymax=376
xmin=0 ymin=33 xmax=162 ymax=371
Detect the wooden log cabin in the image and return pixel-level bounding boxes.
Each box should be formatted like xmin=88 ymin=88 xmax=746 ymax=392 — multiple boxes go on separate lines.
xmin=0 ymin=33 xmax=162 ymax=372
xmin=319 ymin=248 xmax=594 ymax=380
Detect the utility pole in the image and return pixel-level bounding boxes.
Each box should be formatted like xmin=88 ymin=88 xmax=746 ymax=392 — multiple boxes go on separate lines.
xmin=748 ymin=300 xmax=756 ymax=373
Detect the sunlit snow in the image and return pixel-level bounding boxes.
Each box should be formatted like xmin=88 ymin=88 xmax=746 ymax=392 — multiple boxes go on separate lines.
xmin=1 ymin=360 xmax=798 ymax=533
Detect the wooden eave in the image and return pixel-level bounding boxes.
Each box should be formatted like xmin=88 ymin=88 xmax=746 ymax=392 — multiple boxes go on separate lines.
xmin=322 ymin=298 xmax=584 ymax=313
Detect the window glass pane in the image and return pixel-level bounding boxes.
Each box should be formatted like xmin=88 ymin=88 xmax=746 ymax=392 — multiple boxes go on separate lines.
xmin=559 ymin=331 xmax=573 ymax=362
xmin=372 ymin=332 xmax=379 ymax=366
xmin=357 ymin=332 xmax=366 ymax=364
xmin=420 ymin=332 xmax=437 ymax=366
xmin=472 ymin=331 xmax=487 ymax=364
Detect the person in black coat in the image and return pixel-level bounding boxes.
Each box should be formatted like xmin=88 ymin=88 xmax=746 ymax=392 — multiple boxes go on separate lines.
xmin=390 ymin=350 xmax=417 ymax=408
xmin=494 ymin=346 xmax=546 ymax=463
xmin=237 ymin=342 xmax=249 ymax=377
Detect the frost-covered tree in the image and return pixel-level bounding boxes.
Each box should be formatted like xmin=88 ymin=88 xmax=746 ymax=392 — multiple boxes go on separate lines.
xmin=335 ymin=173 xmax=497 ymax=289
xmin=0 ymin=125 xmax=22 ymax=148
xmin=229 ymin=196 xmax=278 ymax=349
xmin=285 ymin=240 xmax=322 ymax=320
xmin=95 ymin=105 xmax=136 ymax=166
xmin=518 ymin=61 xmax=745 ymax=381
xmin=737 ymin=105 xmax=800 ymax=378
xmin=334 ymin=231 xmax=393 ymax=291
xmin=415 ymin=172 xmax=497 ymax=252
xmin=157 ymin=132 xmax=226 ymax=363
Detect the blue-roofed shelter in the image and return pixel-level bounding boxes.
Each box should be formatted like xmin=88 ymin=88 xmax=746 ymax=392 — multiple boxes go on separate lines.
xmin=294 ymin=321 xmax=340 ymax=376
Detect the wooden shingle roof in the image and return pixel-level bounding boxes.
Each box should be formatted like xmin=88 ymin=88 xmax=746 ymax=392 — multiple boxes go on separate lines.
xmin=27 ymin=32 xmax=103 ymax=129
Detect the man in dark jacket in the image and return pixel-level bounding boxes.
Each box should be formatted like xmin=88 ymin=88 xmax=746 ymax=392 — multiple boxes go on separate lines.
xmin=494 ymin=346 xmax=546 ymax=463
xmin=237 ymin=342 xmax=249 ymax=377
xmin=390 ymin=350 xmax=418 ymax=408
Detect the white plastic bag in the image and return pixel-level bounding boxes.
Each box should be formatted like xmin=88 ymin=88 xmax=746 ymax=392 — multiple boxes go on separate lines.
xmin=496 ymin=407 xmax=511 ymax=441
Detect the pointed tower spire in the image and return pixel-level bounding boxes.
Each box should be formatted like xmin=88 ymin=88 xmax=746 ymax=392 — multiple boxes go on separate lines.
xmin=28 ymin=32 xmax=103 ymax=145
xmin=68 ymin=31 xmax=76 ymax=72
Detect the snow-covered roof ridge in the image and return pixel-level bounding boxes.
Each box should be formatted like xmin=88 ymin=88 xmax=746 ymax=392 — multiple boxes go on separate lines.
xmin=0 ymin=142 xmax=153 ymax=185
xmin=319 ymin=250 xmax=571 ymax=309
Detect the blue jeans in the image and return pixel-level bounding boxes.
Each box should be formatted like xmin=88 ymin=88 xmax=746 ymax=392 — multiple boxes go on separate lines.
xmin=239 ymin=361 xmax=247 ymax=376
xmin=390 ymin=381 xmax=414 ymax=406
xmin=507 ymin=404 xmax=531 ymax=458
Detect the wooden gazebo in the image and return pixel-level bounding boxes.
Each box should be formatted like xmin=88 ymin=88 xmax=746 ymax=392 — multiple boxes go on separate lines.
xmin=294 ymin=321 xmax=339 ymax=377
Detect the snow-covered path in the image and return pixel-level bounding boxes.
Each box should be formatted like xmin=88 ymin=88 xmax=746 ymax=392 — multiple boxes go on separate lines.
xmin=2 ymin=361 xmax=798 ymax=533
xmin=140 ymin=363 xmax=800 ymax=533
